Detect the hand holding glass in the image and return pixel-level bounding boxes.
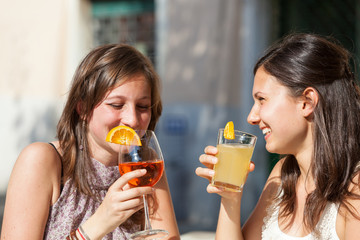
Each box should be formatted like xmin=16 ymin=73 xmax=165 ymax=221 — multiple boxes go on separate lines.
xmin=118 ymin=130 xmax=168 ymax=240
xmin=211 ymin=129 xmax=257 ymax=192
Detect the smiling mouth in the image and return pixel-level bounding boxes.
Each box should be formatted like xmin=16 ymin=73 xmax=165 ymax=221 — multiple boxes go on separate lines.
xmin=262 ymin=128 xmax=271 ymax=137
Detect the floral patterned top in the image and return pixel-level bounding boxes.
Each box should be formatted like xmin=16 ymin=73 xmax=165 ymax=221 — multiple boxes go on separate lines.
xmin=43 ymin=158 xmax=140 ymax=239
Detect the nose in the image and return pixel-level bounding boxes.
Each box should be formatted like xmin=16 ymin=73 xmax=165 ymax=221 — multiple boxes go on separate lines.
xmin=247 ymin=105 xmax=260 ymax=125
xmin=121 ymin=104 xmax=139 ymax=129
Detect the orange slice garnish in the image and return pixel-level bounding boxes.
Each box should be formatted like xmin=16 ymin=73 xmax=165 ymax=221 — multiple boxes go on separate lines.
xmin=224 ymin=121 xmax=235 ymax=140
xmin=106 ymin=126 xmax=142 ymax=146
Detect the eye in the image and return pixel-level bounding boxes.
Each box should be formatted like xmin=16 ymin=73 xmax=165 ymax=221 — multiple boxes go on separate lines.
xmin=255 ymin=96 xmax=266 ymax=105
xmin=137 ymin=104 xmax=151 ymax=112
xmin=108 ymin=103 xmax=124 ymax=109
xmin=255 ymin=96 xmax=264 ymax=101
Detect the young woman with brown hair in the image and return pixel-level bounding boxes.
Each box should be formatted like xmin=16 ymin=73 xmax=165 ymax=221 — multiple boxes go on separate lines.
xmin=1 ymin=44 xmax=180 ymax=239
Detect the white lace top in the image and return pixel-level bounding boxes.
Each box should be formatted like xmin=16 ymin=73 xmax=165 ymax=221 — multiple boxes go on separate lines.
xmin=262 ymin=192 xmax=340 ymax=240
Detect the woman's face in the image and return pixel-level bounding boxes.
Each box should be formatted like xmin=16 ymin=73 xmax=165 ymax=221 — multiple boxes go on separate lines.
xmin=247 ymin=66 xmax=310 ymax=155
xmin=87 ymin=74 xmax=152 ymax=161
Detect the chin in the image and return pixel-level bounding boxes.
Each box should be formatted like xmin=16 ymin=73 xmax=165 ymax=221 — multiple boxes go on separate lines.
xmin=265 ymin=144 xmax=280 ymax=155
xmin=265 ymin=144 xmax=273 ymax=153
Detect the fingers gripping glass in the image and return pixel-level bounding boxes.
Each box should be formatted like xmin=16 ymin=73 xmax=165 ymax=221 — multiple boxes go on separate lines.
xmin=211 ymin=129 xmax=257 ymax=192
xmin=118 ymin=130 xmax=168 ymax=240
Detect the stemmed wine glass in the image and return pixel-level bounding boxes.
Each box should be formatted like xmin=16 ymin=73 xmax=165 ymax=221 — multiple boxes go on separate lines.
xmin=118 ymin=130 xmax=169 ymax=240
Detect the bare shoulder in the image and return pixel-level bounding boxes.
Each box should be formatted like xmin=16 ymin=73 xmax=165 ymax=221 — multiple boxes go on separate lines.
xmin=338 ymin=171 xmax=360 ymax=239
xmin=2 ymin=142 xmax=63 ymax=238
xmin=16 ymin=142 xmax=61 ymax=172
xmin=346 ymin=170 xmax=360 ymax=208
xmin=264 ymin=158 xmax=284 ymax=188
xmin=19 ymin=141 xmax=61 ymax=159
xmin=9 ymin=142 xmax=62 ymax=202
xmin=346 ymin=170 xmax=360 ymax=206
xmin=242 ymin=158 xmax=284 ymax=239
xmin=258 ymin=158 xmax=284 ymax=206
xmin=270 ymin=157 xmax=285 ymax=175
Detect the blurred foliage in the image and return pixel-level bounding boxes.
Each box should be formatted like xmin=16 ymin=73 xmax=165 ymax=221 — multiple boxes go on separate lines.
xmin=277 ymin=0 xmax=359 ymax=53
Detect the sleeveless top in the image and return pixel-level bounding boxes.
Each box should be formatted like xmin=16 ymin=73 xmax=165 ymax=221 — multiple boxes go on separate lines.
xmin=262 ymin=189 xmax=340 ymax=240
xmin=43 ymin=146 xmax=140 ymax=239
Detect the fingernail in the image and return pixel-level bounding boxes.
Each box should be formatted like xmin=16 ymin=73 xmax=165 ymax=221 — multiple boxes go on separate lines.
xmin=212 ymin=157 xmax=217 ymax=164
xmin=140 ymin=169 xmax=146 ymax=174
xmin=209 ymin=170 xmax=215 ymax=176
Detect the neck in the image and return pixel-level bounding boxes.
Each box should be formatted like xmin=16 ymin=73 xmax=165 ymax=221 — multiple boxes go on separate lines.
xmin=90 ymin=149 xmax=118 ymax=167
xmin=294 ymin=144 xmax=315 ymax=193
xmin=293 ymin=122 xmax=316 ymax=191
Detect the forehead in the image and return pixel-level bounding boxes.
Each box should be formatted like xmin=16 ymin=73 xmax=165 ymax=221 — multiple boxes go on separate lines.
xmin=115 ymin=73 xmax=149 ymax=88
xmin=253 ymin=67 xmax=289 ymax=96
xmin=105 ymin=74 xmax=151 ymax=99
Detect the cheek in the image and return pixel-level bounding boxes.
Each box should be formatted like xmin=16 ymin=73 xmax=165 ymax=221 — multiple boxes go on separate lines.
xmin=268 ymin=104 xmax=306 ymax=142
xmin=88 ymin=107 xmax=118 ymax=133
xmin=92 ymin=108 xmax=113 ymax=123
xmin=261 ymin=102 xmax=298 ymax=130
xmin=139 ymin=111 xmax=152 ymax=128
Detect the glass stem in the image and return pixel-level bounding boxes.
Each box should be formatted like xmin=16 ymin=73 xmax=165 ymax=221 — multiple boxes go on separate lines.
xmin=143 ymin=194 xmax=152 ymax=231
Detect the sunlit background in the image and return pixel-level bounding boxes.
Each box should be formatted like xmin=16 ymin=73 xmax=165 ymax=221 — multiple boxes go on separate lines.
xmin=1 ymin=0 xmax=359 ymax=236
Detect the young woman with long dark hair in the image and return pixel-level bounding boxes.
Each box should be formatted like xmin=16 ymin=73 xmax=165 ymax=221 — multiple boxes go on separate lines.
xmin=197 ymin=33 xmax=360 ymax=239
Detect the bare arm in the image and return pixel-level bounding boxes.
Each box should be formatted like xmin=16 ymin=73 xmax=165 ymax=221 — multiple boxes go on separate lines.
xmin=216 ymin=193 xmax=243 ymax=239
xmin=241 ymin=159 xmax=282 ymax=239
xmin=81 ymin=169 xmax=179 ymax=240
xmin=196 ymin=146 xmax=283 ymax=240
xmin=81 ymin=170 xmax=156 ymax=240
xmin=82 ymin=170 xmax=180 ymax=240
xmin=196 ymin=146 xmax=246 ymax=239
xmin=1 ymin=142 xmax=162 ymax=240
xmin=1 ymin=142 xmax=62 ymax=239
xmin=215 ymin=160 xmax=282 ymax=240
xmin=150 ymin=171 xmax=180 ymax=240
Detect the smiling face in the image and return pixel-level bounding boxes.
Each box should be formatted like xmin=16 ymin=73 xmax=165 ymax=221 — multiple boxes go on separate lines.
xmin=87 ymin=74 xmax=152 ymax=162
xmin=247 ymin=66 xmax=311 ymax=155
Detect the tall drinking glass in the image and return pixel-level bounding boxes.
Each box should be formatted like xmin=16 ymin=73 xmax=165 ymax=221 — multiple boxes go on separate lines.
xmin=211 ymin=129 xmax=257 ymax=192
xmin=118 ymin=130 xmax=168 ymax=240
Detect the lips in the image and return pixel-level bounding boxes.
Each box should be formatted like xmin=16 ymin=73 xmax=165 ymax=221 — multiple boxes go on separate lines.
xmin=262 ymin=127 xmax=271 ymax=140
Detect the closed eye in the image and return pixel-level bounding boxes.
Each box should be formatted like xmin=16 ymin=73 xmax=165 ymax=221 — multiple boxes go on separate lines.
xmin=137 ymin=104 xmax=151 ymax=112
xmin=107 ymin=103 xmax=151 ymax=111
xmin=254 ymin=92 xmax=265 ymax=102
xmin=253 ymin=96 xmax=266 ymax=106
xmin=108 ymin=103 xmax=124 ymax=109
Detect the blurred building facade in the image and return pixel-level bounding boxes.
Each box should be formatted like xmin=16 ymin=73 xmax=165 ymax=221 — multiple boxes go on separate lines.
xmin=1 ymin=0 xmax=360 ymax=235
xmin=155 ymin=0 xmax=271 ymax=231
xmin=0 ymin=0 xmax=93 ymax=231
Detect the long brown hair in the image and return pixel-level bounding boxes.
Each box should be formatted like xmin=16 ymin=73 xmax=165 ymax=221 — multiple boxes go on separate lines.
xmin=56 ymin=44 xmax=162 ymax=227
xmin=254 ymin=33 xmax=360 ymax=231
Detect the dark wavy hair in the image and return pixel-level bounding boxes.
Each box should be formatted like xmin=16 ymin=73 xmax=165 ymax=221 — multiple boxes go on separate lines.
xmin=254 ymin=33 xmax=360 ymax=231
xmin=56 ymin=44 xmax=162 ymax=229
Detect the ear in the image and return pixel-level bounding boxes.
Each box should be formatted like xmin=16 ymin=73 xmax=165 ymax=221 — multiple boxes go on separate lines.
xmin=76 ymin=101 xmax=84 ymax=118
xmin=301 ymin=87 xmax=319 ymax=117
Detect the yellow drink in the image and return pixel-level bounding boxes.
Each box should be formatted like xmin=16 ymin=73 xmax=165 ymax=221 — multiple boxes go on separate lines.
xmin=212 ymin=143 xmax=254 ymax=192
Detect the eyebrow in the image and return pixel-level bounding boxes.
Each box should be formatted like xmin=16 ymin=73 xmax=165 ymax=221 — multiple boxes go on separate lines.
xmin=106 ymin=95 xmax=151 ymax=100
xmin=254 ymin=92 xmax=262 ymax=98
